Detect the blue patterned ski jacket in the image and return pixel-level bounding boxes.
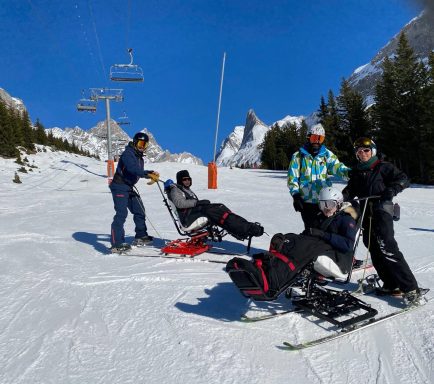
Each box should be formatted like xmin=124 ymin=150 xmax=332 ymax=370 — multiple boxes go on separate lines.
xmin=287 ymin=144 xmax=350 ymax=203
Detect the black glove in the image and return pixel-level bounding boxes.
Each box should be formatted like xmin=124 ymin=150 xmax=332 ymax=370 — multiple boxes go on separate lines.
xmin=292 ymin=193 xmax=304 ymax=212
xmin=381 ymin=188 xmax=395 ymax=202
xmin=196 ymin=199 xmax=210 ymax=206
xmin=308 ymin=227 xmax=325 ymax=239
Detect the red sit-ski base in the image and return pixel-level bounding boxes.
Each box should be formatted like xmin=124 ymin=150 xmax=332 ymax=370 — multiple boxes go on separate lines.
xmin=161 ymin=232 xmax=211 ymax=257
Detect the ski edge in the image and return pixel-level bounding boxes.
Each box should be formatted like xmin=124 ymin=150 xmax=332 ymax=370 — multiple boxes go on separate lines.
xmin=241 ymin=308 xmax=302 ymax=322
xmin=281 ymin=298 xmax=431 ymax=351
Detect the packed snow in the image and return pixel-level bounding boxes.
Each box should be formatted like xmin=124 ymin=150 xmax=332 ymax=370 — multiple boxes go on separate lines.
xmin=0 ymin=148 xmax=433 ymax=384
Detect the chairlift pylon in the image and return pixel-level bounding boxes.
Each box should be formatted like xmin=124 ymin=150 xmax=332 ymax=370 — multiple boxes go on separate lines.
xmin=110 ymin=48 xmax=144 ymax=82
xmin=76 ymin=90 xmax=97 ymax=113
xmin=116 ymin=111 xmax=130 ymax=126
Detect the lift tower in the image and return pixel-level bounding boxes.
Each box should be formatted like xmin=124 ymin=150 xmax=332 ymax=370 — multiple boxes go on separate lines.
xmin=89 ymin=88 xmax=124 ymax=183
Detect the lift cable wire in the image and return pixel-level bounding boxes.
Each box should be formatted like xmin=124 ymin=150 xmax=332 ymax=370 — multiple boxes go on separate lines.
xmin=87 ymin=0 xmax=107 ymax=81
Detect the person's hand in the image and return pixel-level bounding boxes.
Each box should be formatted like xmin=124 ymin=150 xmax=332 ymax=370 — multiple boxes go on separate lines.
xmin=196 ymin=199 xmax=210 ymax=206
xmin=381 ymin=188 xmax=394 ymax=201
xmin=164 ymin=179 xmax=174 ymax=189
xmin=148 ymin=171 xmax=160 ymax=182
xmin=292 ymin=193 xmax=304 ymax=212
xmin=308 ymin=227 xmax=325 ymax=239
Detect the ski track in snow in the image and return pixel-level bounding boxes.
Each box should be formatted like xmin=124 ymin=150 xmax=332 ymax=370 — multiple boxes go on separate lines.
xmin=0 ymin=151 xmax=433 ymax=384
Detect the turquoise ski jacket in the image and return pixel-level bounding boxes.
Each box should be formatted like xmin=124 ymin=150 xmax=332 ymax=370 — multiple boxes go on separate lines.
xmin=287 ymin=144 xmax=350 ymax=203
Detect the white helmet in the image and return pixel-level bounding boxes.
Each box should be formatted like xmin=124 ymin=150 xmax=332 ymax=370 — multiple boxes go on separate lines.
xmin=307 ymin=123 xmax=325 ymax=137
xmin=318 ymin=187 xmax=343 ymax=212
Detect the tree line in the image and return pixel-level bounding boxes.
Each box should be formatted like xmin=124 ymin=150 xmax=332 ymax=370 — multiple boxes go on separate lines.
xmin=261 ymin=33 xmax=434 ymax=184
xmin=0 ymin=98 xmax=97 ymax=159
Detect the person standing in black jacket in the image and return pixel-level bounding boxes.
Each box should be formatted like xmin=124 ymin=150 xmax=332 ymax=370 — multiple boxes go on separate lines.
xmin=342 ymin=137 xmax=427 ymax=305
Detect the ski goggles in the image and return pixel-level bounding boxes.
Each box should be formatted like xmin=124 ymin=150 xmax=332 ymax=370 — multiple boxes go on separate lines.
xmin=309 ymin=134 xmax=325 ymax=144
xmin=182 ymin=177 xmax=192 ymax=182
xmin=136 ymin=139 xmax=149 ymax=150
xmin=356 ymin=147 xmax=371 ymax=154
xmin=318 ymin=200 xmax=338 ymax=210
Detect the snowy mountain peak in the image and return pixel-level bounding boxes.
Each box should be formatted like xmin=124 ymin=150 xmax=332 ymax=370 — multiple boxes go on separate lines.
xmin=348 ymin=9 xmax=434 ymax=100
xmin=0 ymin=87 xmax=26 ymax=115
xmin=215 ymin=126 xmax=244 ymax=166
xmin=47 ymin=123 xmax=203 ymax=165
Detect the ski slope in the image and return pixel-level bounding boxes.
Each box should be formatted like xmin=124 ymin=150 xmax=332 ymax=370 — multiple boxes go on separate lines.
xmin=0 ymin=148 xmax=433 ymax=384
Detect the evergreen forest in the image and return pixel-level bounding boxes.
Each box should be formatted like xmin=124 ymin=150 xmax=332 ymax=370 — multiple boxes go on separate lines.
xmin=0 ymin=99 xmax=97 ymax=160
xmin=261 ymin=33 xmax=434 ymax=184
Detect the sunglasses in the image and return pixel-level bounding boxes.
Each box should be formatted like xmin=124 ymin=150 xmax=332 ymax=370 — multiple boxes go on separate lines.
xmin=136 ymin=139 xmax=149 ymax=150
xmin=182 ymin=177 xmax=192 ymax=181
xmin=356 ymin=147 xmax=371 ymax=154
xmin=319 ymin=200 xmax=337 ymax=210
xmin=309 ymin=134 xmax=325 ymax=144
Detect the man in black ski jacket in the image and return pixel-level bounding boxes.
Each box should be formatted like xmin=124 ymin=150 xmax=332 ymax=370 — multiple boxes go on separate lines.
xmin=342 ymin=137 xmax=426 ymax=305
xmin=164 ymin=170 xmax=264 ymax=240
xmin=109 ymin=132 xmax=159 ymax=253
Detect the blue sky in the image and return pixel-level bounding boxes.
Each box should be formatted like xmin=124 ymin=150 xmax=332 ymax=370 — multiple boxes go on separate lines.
xmin=0 ymin=0 xmax=423 ymax=162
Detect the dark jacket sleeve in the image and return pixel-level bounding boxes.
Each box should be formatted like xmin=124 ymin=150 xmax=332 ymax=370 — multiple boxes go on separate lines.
xmin=323 ymin=214 xmax=357 ymax=253
xmin=383 ymin=162 xmax=409 ymax=196
xmin=122 ymin=149 xmax=152 ymax=178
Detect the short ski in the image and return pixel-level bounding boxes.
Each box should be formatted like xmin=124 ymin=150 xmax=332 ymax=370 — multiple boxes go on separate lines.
xmin=282 ymin=298 xmax=430 ymax=350
xmin=241 ymin=307 xmax=303 ymax=322
xmin=352 ymin=263 xmax=374 ymax=273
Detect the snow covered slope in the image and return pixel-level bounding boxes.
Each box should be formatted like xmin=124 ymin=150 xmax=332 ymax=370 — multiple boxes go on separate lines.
xmin=0 ymin=149 xmax=433 ymax=384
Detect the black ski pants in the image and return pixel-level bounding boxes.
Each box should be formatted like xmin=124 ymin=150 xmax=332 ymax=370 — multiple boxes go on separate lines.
xmin=300 ymin=202 xmax=321 ymax=230
xmin=363 ymin=209 xmax=418 ymax=293
xmin=184 ymin=203 xmax=253 ymax=240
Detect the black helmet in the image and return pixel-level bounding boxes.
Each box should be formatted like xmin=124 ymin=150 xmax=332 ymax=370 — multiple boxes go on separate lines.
xmin=176 ymin=170 xmax=191 ymax=185
xmin=353 ymin=137 xmax=377 ymax=157
xmin=133 ymin=132 xmax=149 ymax=151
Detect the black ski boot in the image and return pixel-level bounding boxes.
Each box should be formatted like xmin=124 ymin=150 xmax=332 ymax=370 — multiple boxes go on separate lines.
xmin=111 ymin=243 xmax=132 ymax=254
xmin=132 ymin=235 xmax=154 ymax=247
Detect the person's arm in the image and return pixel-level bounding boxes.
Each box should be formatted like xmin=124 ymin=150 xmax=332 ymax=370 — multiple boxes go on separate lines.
xmin=169 ymin=187 xmax=197 ymax=209
xmin=122 ymin=150 xmax=151 ymax=178
xmin=381 ymin=163 xmax=410 ymax=201
xmin=287 ymin=152 xmax=302 ymax=196
xmin=326 ymin=149 xmax=350 ymax=180
xmin=324 ymin=215 xmax=357 ymax=253
xmin=309 ymin=214 xmax=357 ymax=253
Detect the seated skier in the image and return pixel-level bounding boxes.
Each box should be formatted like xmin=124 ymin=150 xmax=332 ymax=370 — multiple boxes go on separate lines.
xmin=226 ymin=187 xmax=358 ymax=300
xmin=164 ymin=170 xmax=264 ymax=240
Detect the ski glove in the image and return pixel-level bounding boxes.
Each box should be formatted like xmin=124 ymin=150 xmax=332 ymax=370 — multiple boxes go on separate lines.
xmin=308 ymin=228 xmax=326 ymax=239
xmin=196 ymin=199 xmax=210 ymax=206
xmin=381 ymin=188 xmax=395 ymax=201
xmin=292 ymin=193 xmax=304 ymax=212
xmin=164 ymin=179 xmax=174 ymax=189
xmin=148 ymin=171 xmax=160 ymax=182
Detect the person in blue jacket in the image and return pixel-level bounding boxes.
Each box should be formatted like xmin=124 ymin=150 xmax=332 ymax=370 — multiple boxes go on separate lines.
xmin=109 ymin=132 xmax=159 ymax=253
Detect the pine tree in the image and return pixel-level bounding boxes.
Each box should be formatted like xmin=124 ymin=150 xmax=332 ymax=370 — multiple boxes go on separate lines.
xmin=337 ymin=79 xmax=372 ymax=164
xmin=374 ymin=33 xmax=429 ymax=181
xmin=34 ymin=119 xmax=48 ymax=145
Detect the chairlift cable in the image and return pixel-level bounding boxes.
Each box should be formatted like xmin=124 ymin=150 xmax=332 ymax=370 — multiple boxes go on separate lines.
xmin=87 ymin=0 xmax=107 ymax=81
xmin=74 ymin=2 xmax=102 ymax=82
xmin=126 ymin=0 xmax=132 ymax=50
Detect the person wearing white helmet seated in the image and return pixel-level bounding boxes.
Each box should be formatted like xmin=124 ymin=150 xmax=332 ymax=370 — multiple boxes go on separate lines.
xmin=226 ymin=187 xmax=358 ymax=298
xmin=305 ymin=187 xmax=359 ymax=279
xmin=287 ymin=123 xmax=350 ymax=230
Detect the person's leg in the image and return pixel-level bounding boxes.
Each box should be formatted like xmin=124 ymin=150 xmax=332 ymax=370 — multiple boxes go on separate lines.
xmin=300 ymin=202 xmax=321 ymax=230
xmin=130 ymin=192 xmax=148 ymax=239
xmin=371 ymin=211 xmax=418 ymax=293
xmin=110 ymin=186 xmax=129 ymax=246
xmin=202 ymin=203 xmax=263 ymax=239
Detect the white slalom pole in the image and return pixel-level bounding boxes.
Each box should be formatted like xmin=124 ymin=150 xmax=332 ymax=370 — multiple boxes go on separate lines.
xmin=213 ymin=52 xmax=226 ymax=163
